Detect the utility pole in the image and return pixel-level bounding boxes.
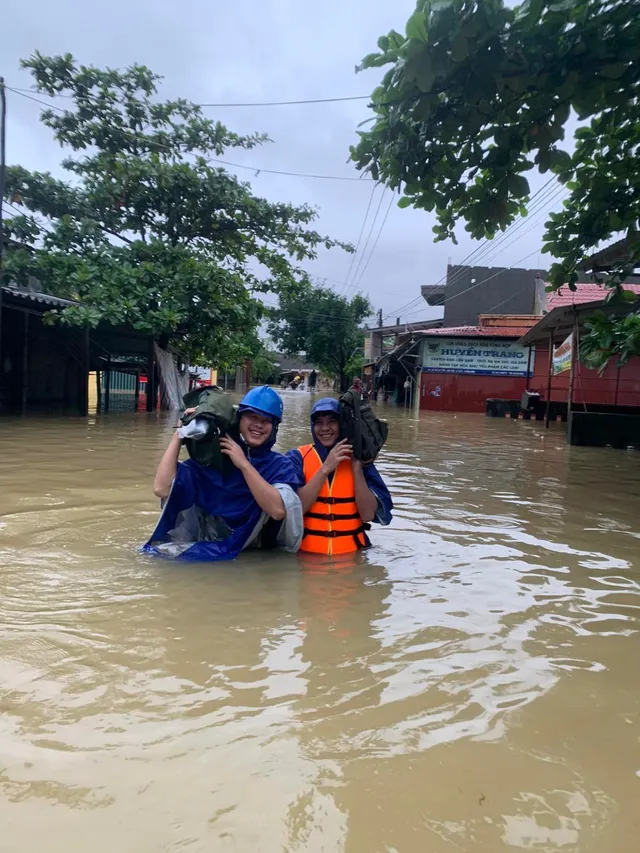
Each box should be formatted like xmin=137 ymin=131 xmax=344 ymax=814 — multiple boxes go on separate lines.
xmin=0 ymin=77 xmax=6 ymax=394
xmin=377 ymin=308 xmax=383 ymax=328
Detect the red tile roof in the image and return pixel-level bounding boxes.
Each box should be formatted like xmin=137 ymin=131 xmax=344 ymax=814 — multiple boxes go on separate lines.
xmin=546 ymin=282 xmax=640 ymax=309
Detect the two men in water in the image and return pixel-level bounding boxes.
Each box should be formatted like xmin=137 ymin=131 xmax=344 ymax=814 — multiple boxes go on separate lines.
xmin=147 ymin=389 xmax=392 ymax=561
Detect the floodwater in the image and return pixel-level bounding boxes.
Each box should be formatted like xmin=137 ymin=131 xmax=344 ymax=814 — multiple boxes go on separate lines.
xmin=1 ymin=393 xmax=640 ymax=853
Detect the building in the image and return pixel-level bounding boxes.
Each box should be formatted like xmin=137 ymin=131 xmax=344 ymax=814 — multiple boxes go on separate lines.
xmin=0 ymin=286 xmax=90 ymax=416
xmin=272 ymin=354 xmax=325 ymax=388
xmin=413 ymin=315 xmax=539 ymax=413
xmin=422 ymin=264 xmax=547 ymax=327
xmin=366 ymin=318 xmax=443 ymax=364
xmin=519 ymin=282 xmax=640 ymax=446
xmin=0 ymin=284 xmax=185 ymax=416
xmin=368 ymin=265 xmax=545 ymax=403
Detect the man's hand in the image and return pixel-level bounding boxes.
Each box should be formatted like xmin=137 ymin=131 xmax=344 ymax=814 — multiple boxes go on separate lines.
xmin=321 ymin=439 xmax=352 ymax=475
xmin=219 ymin=436 xmax=249 ymax=471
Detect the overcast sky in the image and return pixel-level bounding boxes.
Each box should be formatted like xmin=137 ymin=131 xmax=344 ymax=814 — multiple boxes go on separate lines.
xmin=2 ymin=0 xmax=562 ymax=325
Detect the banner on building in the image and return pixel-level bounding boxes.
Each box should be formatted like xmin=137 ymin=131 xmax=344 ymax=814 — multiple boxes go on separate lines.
xmin=421 ymin=337 xmax=532 ymax=377
xmin=552 ymin=332 xmax=573 ymax=375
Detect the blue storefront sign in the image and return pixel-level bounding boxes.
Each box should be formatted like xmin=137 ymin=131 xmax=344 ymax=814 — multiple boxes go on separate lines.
xmin=422 ymin=337 xmax=532 ymax=377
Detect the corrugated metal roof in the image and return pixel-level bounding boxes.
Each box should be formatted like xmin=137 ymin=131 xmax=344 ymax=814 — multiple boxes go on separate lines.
xmin=1 ymin=286 xmax=77 ymax=308
xmin=413 ymin=325 xmax=533 ymax=338
xmin=546 ymin=282 xmax=640 ymax=309
xmin=518 ymin=298 xmax=638 ymax=347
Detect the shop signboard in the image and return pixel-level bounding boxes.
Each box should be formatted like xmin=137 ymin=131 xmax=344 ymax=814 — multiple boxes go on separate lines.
xmin=421 ymin=337 xmax=532 ymax=377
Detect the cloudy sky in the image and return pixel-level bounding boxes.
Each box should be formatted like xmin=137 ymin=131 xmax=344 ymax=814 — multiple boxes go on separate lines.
xmin=2 ymin=0 xmax=562 ymax=325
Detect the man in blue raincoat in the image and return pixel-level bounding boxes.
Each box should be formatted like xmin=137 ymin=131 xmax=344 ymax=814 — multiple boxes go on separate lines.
xmin=144 ymin=387 xmax=303 ymax=561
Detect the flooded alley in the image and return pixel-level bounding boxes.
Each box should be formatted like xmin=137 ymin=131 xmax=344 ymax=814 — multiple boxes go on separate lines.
xmin=1 ymin=393 xmax=639 ymax=852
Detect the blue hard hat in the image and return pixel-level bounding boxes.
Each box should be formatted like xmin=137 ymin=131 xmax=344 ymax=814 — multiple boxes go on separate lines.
xmin=311 ymin=397 xmax=340 ymax=421
xmin=238 ymin=386 xmax=284 ymax=422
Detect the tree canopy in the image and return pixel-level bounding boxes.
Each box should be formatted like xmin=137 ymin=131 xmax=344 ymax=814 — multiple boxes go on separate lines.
xmin=351 ymin=0 xmax=640 ymax=292
xmin=267 ymin=284 xmax=372 ymax=390
xmin=2 ymin=53 xmax=350 ymax=367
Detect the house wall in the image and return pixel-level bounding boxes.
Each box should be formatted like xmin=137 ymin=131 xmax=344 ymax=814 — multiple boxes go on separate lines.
xmin=418 ymin=334 xmax=532 ymax=413
xmin=1 ymin=308 xmax=85 ymax=413
xmin=528 ymin=344 xmax=640 ymax=407
xmin=420 ymin=372 xmax=528 ymax=413
xmin=443 ymin=265 xmax=546 ymax=327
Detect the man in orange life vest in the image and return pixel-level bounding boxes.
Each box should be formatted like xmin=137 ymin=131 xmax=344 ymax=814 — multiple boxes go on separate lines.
xmin=287 ymin=398 xmax=392 ymax=554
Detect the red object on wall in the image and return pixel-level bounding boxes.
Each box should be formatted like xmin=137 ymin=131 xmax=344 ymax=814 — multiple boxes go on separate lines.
xmin=528 ymin=344 xmax=640 ymax=407
xmin=420 ymin=372 xmax=528 ymax=413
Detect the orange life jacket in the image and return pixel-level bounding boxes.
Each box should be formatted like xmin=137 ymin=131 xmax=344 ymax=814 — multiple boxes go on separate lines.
xmin=298 ymin=444 xmax=368 ymax=555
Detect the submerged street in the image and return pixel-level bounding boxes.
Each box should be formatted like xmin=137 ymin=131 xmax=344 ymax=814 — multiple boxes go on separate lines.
xmin=1 ymin=393 xmax=639 ymax=852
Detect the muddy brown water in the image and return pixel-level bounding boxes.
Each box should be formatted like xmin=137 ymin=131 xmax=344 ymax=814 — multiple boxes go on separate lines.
xmin=1 ymin=392 xmax=640 ymax=852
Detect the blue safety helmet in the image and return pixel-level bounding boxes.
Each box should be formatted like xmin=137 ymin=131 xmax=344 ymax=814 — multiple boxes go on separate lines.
xmin=238 ymin=386 xmax=284 ymax=422
xmin=311 ymin=397 xmax=340 ymax=421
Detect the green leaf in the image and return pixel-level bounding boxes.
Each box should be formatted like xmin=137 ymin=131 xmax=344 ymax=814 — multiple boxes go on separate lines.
xmin=415 ymin=55 xmax=436 ymax=92
xmin=450 ymin=32 xmax=468 ymax=63
xmin=356 ymin=52 xmax=389 ymax=72
xmin=406 ymin=9 xmax=429 ymax=42
xmin=387 ymin=29 xmax=406 ymax=50
xmin=598 ymin=63 xmax=629 ymax=80
xmin=507 ymin=174 xmax=530 ymax=198
xmin=397 ymin=196 xmax=413 ymax=208
xmin=548 ymin=148 xmax=573 ymax=175
xmin=517 ymin=0 xmax=545 ymax=30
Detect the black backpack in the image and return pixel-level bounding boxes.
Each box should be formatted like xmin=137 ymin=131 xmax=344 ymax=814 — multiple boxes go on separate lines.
xmin=339 ymin=390 xmax=388 ymax=464
xmin=180 ymin=386 xmax=239 ymax=472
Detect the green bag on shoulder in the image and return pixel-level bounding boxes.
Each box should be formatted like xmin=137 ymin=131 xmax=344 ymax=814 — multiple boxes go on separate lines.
xmin=339 ymin=390 xmax=388 ymax=464
xmin=180 ymin=386 xmax=240 ymax=472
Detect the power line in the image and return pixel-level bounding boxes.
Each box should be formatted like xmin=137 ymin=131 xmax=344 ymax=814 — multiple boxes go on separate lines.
xmin=7 ymin=85 xmax=370 ymax=107
xmin=440 ymin=178 xmax=557 ymax=290
xmin=199 ymin=95 xmax=370 ymax=107
xmin=347 ymin=187 xmax=388 ymax=289
xmin=339 ymin=182 xmax=379 ymax=294
xmin=409 ymin=179 xmax=558 ymax=306
xmin=351 ymin=190 xmax=395 ymax=292
xmin=207 ymin=157 xmax=372 ymax=182
xmin=383 ymin=179 xmax=565 ymax=323
xmin=401 ymin=248 xmax=543 ymax=323
xmin=451 ymin=182 xmax=564 ymax=274
xmin=259 ymin=296 xmax=373 ymax=325
xmin=6 ymin=86 xmax=374 ymax=183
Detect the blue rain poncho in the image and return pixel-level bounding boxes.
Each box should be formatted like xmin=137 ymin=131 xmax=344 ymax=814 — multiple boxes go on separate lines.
xmin=144 ymin=436 xmax=304 ymax=562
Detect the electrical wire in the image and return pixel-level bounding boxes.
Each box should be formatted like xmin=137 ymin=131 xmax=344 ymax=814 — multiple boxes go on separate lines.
xmin=7 ymin=85 xmax=370 ymax=107
xmin=450 ymin=182 xmax=565 ymax=273
xmin=351 ymin=190 xmax=395 ymax=292
xmin=346 ymin=187 xmax=389 ymax=290
xmin=401 ymin=248 xmax=543 ymax=324
xmin=258 ymin=296 xmax=374 ymax=325
xmin=438 ymin=177 xmax=557 ymax=291
xmin=388 ymin=177 xmax=559 ymax=320
xmin=207 ymin=157 xmax=372 ymax=182
xmin=6 ymin=86 xmax=374 ymax=183
xmin=338 ymin=182 xmax=379 ymax=294
xmin=383 ymin=180 xmax=566 ymax=324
